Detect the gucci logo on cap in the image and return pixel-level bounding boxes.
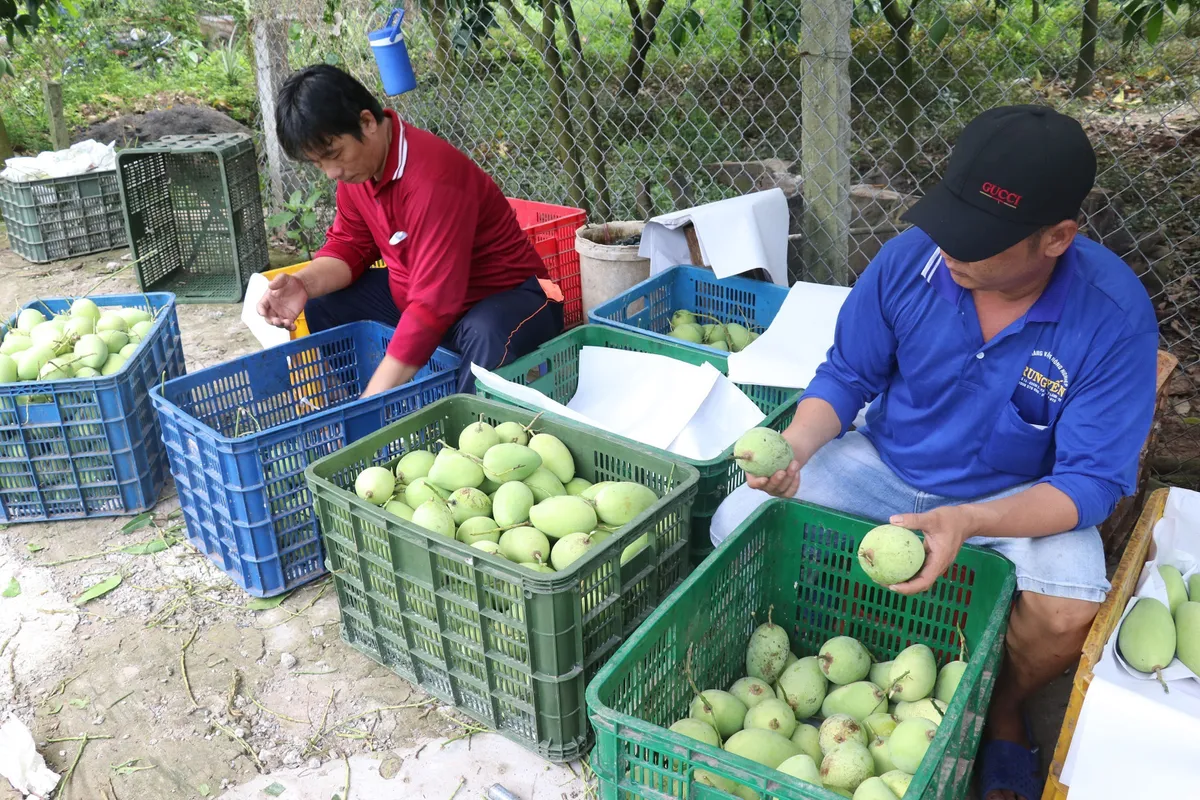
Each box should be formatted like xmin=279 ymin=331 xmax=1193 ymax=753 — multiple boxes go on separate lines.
xmin=980 ymin=182 xmax=1022 ymax=209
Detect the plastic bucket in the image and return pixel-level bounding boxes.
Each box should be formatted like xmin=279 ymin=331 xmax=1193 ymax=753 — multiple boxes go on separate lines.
xmin=369 ymin=9 xmax=417 ymax=96
xmin=575 ymin=221 xmax=651 ymax=316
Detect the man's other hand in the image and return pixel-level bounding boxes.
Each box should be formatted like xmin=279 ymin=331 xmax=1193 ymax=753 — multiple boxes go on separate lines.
xmin=746 ymin=460 xmax=801 ymax=499
xmin=257 ymin=272 xmax=309 ymax=331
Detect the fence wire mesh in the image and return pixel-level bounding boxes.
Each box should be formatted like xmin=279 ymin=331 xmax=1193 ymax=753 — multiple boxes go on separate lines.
xmin=250 ymin=0 xmax=1200 ymax=484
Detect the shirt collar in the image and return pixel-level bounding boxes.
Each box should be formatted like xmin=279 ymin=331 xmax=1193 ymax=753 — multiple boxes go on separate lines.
xmin=367 ymin=109 xmax=408 ymax=197
xmin=921 ymin=243 xmax=1076 ymax=323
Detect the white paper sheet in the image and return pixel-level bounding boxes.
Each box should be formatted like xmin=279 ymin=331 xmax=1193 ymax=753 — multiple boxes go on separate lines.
xmin=241 ymin=273 xmax=292 ymax=350
xmin=725 ymin=281 xmax=852 ymax=389
xmin=565 ymin=347 xmax=720 ymax=450
xmin=1061 ymin=486 xmax=1200 ymax=796
xmin=470 ymin=349 xmax=764 ymax=459
xmin=666 ymin=373 xmax=767 ymax=460
xmin=639 ymin=189 xmax=790 ymax=286
xmin=0 ymin=716 xmax=60 ymax=798
xmin=469 ymin=364 xmax=595 ymax=428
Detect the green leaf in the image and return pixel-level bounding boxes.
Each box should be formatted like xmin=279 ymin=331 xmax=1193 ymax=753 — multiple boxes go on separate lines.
xmin=300 ymin=212 xmax=318 ymax=229
xmin=122 ymin=512 xmax=154 ymax=533
xmin=245 ymin=591 xmax=292 ymax=610
xmin=46 ymin=701 xmax=62 ymax=714
xmin=69 ymin=697 xmax=89 ymax=708
xmin=25 ymin=542 xmax=44 ymax=553
xmin=264 ymin=783 xmax=286 ymax=797
xmin=121 ymin=538 xmax=169 ymax=556
xmin=267 ymin=212 xmax=293 ymax=228
xmin=74 ymin=574 xmax=121 ymax=606
xmin=288 ymin=190 xmax=303 ymax=207
xmin=2 ymin=578 xmax=19 ymax=597
xmin=1146 ymin=5 xmax=1164 ymax=43
xmin=928 ymin=14 xmax=951 ymax=46
xmin=198 ymin=784 xmax=211 ymax=797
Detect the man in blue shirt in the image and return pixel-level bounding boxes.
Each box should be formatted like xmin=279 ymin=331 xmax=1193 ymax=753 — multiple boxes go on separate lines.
xmin=711 ymin=106 xmax=1158 ymax=800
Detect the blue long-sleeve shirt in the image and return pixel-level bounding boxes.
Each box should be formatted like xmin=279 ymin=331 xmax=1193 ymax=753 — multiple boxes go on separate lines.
xmin=804 ymin=227 xmax=1159 ymax=529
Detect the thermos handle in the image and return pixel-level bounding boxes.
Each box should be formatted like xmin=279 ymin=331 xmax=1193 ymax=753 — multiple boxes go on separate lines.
xmin=383 ymin=8 xmax=405 ymax=43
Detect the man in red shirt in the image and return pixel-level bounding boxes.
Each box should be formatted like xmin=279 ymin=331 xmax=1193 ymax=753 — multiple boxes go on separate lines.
xmin=258 ymin=65 xmax=564 ymax=395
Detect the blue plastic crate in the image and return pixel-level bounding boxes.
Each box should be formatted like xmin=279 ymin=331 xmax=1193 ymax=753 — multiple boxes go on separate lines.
xmin=588 ymin=265 xmax=790 ymax=355
xmin=149 ymin=322 xmax=461 ymax=597
xmin=0 ymin=292 xmax=185 ymax=522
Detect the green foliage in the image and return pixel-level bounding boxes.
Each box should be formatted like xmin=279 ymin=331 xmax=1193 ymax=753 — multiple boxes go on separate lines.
xmin=267 ymin=187 xmax=329 ymax=259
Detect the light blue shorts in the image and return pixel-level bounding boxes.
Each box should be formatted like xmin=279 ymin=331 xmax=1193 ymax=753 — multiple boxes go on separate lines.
xmin=711 ymin=431 xmax=1110 ymax=602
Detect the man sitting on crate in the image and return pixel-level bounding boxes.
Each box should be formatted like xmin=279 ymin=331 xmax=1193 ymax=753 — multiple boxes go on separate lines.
xmin=257 ymin=64 xmax=565 ymax=395
xmin=711 ymin=105 xmax=1158 ymax=800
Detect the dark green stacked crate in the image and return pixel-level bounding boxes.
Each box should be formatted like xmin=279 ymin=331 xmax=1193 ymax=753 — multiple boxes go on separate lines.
xmin=476 ymin=325 xmax=802 ymax=566
xmin=115 ymin=133 xmax=268 ymax=303
xmin=0 ymin=171 xmax=126 ymax=263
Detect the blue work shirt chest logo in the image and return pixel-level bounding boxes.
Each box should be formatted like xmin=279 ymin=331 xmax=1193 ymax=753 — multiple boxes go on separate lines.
xmin=1019 ymin=350 xmax=1069 ymax=405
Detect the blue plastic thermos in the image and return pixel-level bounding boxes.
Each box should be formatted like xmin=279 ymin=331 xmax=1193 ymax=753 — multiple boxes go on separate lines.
xmin=368 ymin=9 xmax=417 ymax=96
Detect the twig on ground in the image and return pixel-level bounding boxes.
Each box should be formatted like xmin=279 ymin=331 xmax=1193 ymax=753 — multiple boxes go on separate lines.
xmin=180 ymin=624 xmax=199 ymax=708
xmin=51 ymin=733 xmax=113 ymax=800
xmin=247 ymin=689 xmax=308 ymax=724
xmin=447 ymin=776 xmax=464 ymax=800
xmin=212 ymin=718 xmax=263 ymax=771
xmin=227 ymin=669 xmax=242 ymax=718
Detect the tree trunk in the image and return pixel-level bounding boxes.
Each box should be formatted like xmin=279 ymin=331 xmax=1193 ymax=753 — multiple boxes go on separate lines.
xmin=494 ymin=0 xmax=588 ymax=208
xmin=1073 ymin=0 xmax=1100 ymax=97
xmin=740 ymin=0 xmax=754 ymax=56
xmin=622 ymin=0 xmax=667 ymax=97
xmin=1032 ymin=0 xmax=1040 ymax=24
xmin=540 ymin=0 xmax=588 ymax=208
xmin=426 ymin=0 xmax=460 ymax=87
xmin=882 ymin=0 xmax=918 ymax=173
xmin=560 ymin=0 xmax=611 ymax=219
xmin=0 ymin=111 xmax=12 ymax=161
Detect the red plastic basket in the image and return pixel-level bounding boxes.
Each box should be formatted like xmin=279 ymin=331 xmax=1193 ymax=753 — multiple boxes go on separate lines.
xmin=508 ymin=198 xmax=587 ymax=328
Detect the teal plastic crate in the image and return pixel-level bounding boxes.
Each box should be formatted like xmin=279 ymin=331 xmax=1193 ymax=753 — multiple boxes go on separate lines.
xmin=0 ymin=171 xmax=126 ymax=263
xmin=587 ymin=498 xmax=1018 ymax=800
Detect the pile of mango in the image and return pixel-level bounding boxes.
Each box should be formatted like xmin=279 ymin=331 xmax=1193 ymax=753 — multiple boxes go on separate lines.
xmin=1117 ymin=565 xmax=1200 ymax=688
xmin=666 ymin=309 xmax=760 ymax=352
xmin=351 ymin=417 xmax=658 ymax=574
xmin=668 ymin=602 xmax=967 ymax=799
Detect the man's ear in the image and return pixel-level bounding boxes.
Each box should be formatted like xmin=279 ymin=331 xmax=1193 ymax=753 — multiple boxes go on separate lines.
xmin=360 ymin=109 xmax=378 ymax=136
xmin=1043 ymin=219 xmax=1078 ymax=258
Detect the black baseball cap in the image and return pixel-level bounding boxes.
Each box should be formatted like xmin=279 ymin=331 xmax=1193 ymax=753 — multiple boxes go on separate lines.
xmin=901 ymin=104 xmax=1096 ymax=262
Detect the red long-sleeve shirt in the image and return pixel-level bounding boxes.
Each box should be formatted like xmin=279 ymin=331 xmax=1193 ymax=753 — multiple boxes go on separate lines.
xmin=313 ymin=109 xmax=550 ymax=366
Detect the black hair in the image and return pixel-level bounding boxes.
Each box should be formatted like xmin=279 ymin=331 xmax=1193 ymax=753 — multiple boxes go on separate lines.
xmin=275 ymin=65 xmax=385 ymax=161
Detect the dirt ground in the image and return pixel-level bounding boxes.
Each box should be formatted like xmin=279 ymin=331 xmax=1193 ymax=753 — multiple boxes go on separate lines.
xmin=0 ymin=240 xmax=590 ymax=800
xmin=0 ymin=239 xmax=1078 ymax=800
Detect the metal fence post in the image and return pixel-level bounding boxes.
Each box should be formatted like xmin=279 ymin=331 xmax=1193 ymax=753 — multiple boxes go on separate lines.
xmin=800 ymin=0 xmax=853 ymax=286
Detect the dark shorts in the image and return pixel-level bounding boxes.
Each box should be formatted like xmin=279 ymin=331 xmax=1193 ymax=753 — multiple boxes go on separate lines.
xmin=303 ymin=268 xmax=564 ymax=393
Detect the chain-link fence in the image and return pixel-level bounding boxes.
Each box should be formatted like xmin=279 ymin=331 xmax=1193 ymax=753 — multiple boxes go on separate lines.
xmin=250 ymin=0 xmax=1200 ymax=484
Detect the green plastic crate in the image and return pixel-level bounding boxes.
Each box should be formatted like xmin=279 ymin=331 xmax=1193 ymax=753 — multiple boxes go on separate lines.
xmin=0 ymin=171 xmax=126 ymax=263
xmin=586 ymin=498 xmax=1018 ymax=800
xmin=476 ymin=325 xmax=802 ymax=553
xmin=116 ymin=133 xmax=268 ymax=303
xmin=305 ymin=395 xmax=700 ymax=762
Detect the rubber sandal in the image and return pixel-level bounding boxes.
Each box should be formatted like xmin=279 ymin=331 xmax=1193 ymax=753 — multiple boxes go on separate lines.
xmin=977 ymin=710 xmax=1042 ymax=800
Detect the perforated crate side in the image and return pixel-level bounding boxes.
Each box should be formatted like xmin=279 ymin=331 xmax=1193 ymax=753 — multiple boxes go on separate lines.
xmin=0 ymin=173 xmax=127 ymax=263
xmin=588 ymin=265 xmax=791 ymax=357
xmin=0 ymin=293 xmax=184 ymax=522
xmin=116 ymin=133 xmax=268 ymax=303
xmin=150 ymin=322 xmax=461 ymax=596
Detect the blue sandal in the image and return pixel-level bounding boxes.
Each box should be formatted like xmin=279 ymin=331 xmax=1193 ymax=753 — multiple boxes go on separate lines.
xmin=977 ymin=714 xmax=1042 ymax=800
